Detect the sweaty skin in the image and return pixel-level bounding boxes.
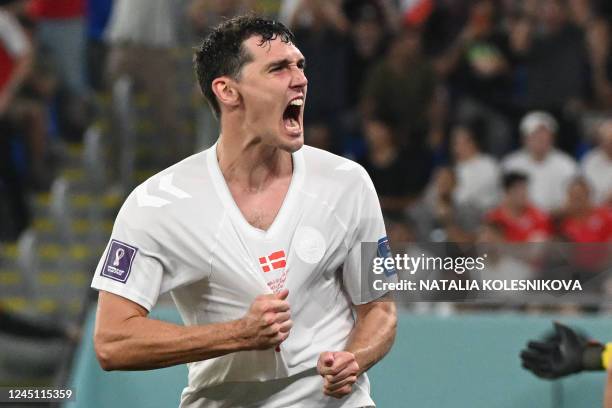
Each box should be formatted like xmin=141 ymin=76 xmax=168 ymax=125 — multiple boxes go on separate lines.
xmin=94 ymin=289 xmax=292 ymax=370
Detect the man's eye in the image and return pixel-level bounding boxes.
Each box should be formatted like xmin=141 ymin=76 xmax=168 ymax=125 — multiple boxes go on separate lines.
xmin=270 ymin=66 xmax=282 ymax=72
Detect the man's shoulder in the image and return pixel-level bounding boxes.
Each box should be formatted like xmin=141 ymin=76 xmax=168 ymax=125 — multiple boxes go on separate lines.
xmin=300 ymin=145 xmax=370 ymax=184
xmin=301 ymin=145 xmax=355 ymax=169
xmin=118 ymin=151 xmax=210 ymax=222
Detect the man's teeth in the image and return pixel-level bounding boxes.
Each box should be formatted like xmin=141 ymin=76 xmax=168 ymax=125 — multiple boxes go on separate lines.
xmin=289 ymin=99 xmax=303 ymax=106
xmin=288 ymin=118 xmax=298 ymax=127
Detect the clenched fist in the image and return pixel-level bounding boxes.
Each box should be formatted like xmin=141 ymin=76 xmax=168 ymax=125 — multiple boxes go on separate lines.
xmin=240 ymin=289 xmax=292 ymax=350
xmin=317 ymin=351 xmax=360 ymax=398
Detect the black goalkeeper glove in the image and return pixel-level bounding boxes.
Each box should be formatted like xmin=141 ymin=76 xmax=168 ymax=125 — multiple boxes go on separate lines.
xmin=520 ymin=322 xmax=606 ymax=379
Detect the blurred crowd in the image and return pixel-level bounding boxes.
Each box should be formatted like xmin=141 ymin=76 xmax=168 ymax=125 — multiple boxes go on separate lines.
xmin=1 ymin=0 xmax=611 ymax=249
xmin=0 ymin=0 xmax=98 ymax=240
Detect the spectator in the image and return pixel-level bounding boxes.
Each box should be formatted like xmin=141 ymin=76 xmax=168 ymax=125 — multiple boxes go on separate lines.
xmin=361 ymin=24 xmax=437 ymax=148
xmin=0 ymin=0 xmax=31 ymax=117
xmin=0 ymin=0 xmax=34 ymax=240
xmin=450 ymin=122 xmax=501 ymax=211
xmin=556 ymin=177 xmax=611 ymax=281
xmin=343 ymin=0 xmax=393 ymax=110
xmin=486 ymin=172 xmax=552 ymax=242
xmin=85 ymin=0 xmax=112 ymax=92
xmin=288 ymin=0 xmax=350 ymax=132
xmin=502 ymin=111 xmax=578 ymax=212
xmin=26 ymin=0 xmax=87 ymax=95
xmin=585 ymin=17 xmax=612 ymax=109
xmin=558 ymin=177 xmax=612 ymax=243
xmin=359 ymin=116 xmax=430 ymax=217
xmin=27 ymin=0 xmax=91 ymax=140
xmin=582 ymin=119 xmax=612 ymax=205
xmin=523 ymin=0 xmax=587 ymax=110
xmin=0 ymin=120 xmax=30 ymax=241
xmin=188 ymin=0 xmax=253 ymax=37
xmin=409 ymin=166 xmax=480 ymax=243
xmin=105 ymin=0 xmax=187 ymax=169
xmin=188 ymin=0 xmax=254 ymax=151
xmin=435 ymin=0 xmax=515 ymax=157
xmin=519 ymin=0 xmax=588 ymax=152
xmin=277 ymin=0 xmax=301 ymax=26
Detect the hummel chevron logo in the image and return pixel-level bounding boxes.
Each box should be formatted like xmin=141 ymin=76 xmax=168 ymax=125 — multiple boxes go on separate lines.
xmin=159 ymin=174 xmax=192 ymax=198
xmin=136 ymin=173 xmax=192 ymax=208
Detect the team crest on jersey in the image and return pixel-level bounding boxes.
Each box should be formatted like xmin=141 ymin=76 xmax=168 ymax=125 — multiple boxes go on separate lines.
xmin=377 ymin=236 xmax=396 ymax=277
xmin=101 ymin=240 xmax=138 ymax=283
xmin=258 ymin=250 xmax=287 ymax=293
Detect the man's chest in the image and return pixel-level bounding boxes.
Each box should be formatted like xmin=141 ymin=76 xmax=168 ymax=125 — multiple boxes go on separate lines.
xmin=192 ymin=193 xmax=350 ymax=297
xmin=228 ymin=179 xmax=291 ymax=231
xmin=211 ymin=214 xmax=347 ymax=294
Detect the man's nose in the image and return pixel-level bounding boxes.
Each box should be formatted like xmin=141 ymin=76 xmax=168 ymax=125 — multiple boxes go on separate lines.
xmin=291 ymin=67 xmax=308 ymax=89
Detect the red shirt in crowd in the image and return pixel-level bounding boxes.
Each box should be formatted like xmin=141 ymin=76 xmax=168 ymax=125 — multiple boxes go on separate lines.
xmin=0 ymin=47 xmax=14 ymax=92
xmin=486 ymin=205 xmax=552 ymax=242
xmin=27 ymin=0 xmax=84 ymax=19
xmin=559 ymin=207 xmax=612 ymax=242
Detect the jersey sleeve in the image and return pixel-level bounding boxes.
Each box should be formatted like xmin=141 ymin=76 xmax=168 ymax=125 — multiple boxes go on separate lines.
xmin=342 ymin=166 xmax=398 ymax=305
xmin=91 ymin=193 xmax=164 ymax=311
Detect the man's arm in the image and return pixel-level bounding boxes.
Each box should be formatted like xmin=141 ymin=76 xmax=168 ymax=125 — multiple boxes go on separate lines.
xmin=93 ymin=289 xmax=292 ymax=371
xmin=346 ymin=294 xmax=397 ymax=374
xmin=317 ymin=294 xmax=397 ymax=398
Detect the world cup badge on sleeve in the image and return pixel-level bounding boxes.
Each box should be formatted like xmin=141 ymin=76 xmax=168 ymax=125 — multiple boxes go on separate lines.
xmin=101 ymin=240 xmax=138 ymax=283
xmin=377 ymin=236 xmax=396 ymax=277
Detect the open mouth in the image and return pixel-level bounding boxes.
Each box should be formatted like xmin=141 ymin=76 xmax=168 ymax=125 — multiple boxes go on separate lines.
xmin=282 ymin=99 xmax=303 ymax=134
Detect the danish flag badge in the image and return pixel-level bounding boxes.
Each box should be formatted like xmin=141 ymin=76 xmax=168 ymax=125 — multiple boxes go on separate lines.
xmin=259 ymin=250 xmax=286 ymax=273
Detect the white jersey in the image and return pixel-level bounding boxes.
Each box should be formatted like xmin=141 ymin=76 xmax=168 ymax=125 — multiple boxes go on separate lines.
xmin=91 ymin=144 xmax=396 ymax=408
xmin=502 ymin=148 xmax=577 ymax=211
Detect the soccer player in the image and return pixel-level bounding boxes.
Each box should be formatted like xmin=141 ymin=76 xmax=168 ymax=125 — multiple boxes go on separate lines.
xmin=91 ymin=15 xmax=397 ymax=408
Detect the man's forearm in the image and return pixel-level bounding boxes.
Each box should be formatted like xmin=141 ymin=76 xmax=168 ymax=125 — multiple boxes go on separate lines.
xmin=95 ymin=316 xmax=250 ymax=371
xmin=345 ymin=297 xmax=397 ymax=375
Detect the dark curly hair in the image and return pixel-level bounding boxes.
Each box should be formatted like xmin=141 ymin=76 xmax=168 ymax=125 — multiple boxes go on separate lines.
xmin=194 ymin=15 xmax=295 ymax=118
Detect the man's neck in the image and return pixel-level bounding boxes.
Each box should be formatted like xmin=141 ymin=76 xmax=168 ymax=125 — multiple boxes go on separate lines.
xmin=216 ymin=132 xmax=293 ymax=192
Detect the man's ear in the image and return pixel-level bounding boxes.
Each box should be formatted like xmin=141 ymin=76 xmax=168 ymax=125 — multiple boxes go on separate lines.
xmin=211 ymin=77 xmax=240 ymax=110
